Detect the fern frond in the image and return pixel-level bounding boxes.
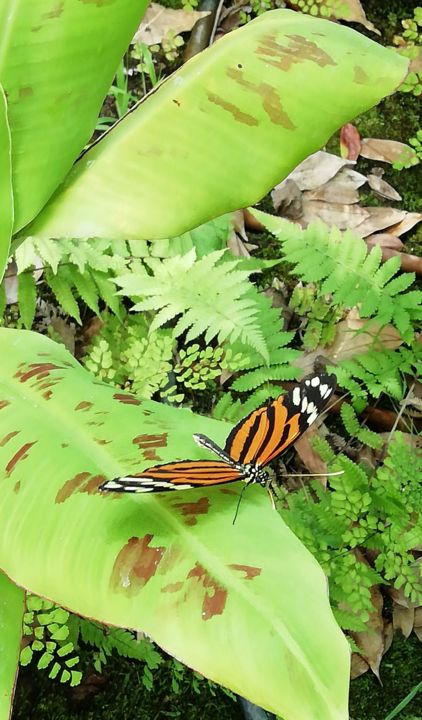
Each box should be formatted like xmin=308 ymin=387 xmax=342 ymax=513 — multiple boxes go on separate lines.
xmin=340 ymin=404 xmax=383 ymax=450
xmin=253 ymin=212 xmax=422 ymax=340
xmin=114 ymin=249 xmax=270 ymax=361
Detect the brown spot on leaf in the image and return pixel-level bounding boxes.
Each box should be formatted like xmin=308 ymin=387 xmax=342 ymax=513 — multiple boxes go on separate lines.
xmin=161 ymin=581 xmax=184 ymax=593
xmin=113 ymin=393 xmax=141 ymax=406
xmin=43 ymin=390 xmax=53 ymax=400
xmin=227 ymin=67 xmax=295 ymax=129
xmin=187 ymin=563 xmax=227 ymax=620
xmin=55 ymin=471 xmax=91 ymax=503
xmin=143 ymin=410 xmax=152 ymax=416
xmin=14 ymin=482 xmax=20 ymax=493
xmin=173 ymin=497 xmax=210 ymax=526
xmin=80 ymin=474 xmax=107 ymax=495
xmin=95 ymin=438 xmax=111 ymax=446
xmin=228 ymin=564 xmax=262 ymax=580
xmin=354 ymin=66 xmax=369 ymax=84
xmin=6 ymin=442 xmax=37 ymax=476
xmin=75 ymin=401 xmax=93 ymax=411
xmin=133 ymin=433 xmax=167 ymax=450
xmin=61 ymin=443 xmax=69 ymax=448
xmin=256 ymin=33 xmax=336 ymax=72
xmin=0 ymin=431 xmax=20 ymax=447
xmin=172 ymin=99 xmax=181 ymax=107
xmin=19 ymin=86 xmax=33 ymax=98
xmin=143 ymin=449 xmax=160 ymax=462
xmin=206 ymin=91 xmax=258 ymax=126
xmin=111 ymin=535 xmax=165 ymax=595
xmin=0 ymin=401 xmax=10 ymax=410
xmin=78 ymin=0 xmax=116 ymax=6
xmin=220 ymin=487 xmax=237 ymax=496
xmin=43 ymin=1 xmax=64 ymax=18
xmin=17 ymin=363 xmax=64 ymax=383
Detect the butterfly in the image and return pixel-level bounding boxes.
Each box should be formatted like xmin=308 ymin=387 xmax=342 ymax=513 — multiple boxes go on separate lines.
xmin=100 ymin=372 xmax=336 ymax=495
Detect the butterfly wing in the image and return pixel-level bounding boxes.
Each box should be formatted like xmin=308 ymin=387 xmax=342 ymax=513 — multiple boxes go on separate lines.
xmin=224 ymin=373 xmax=336 ymax=467
xmin=100 ymin=459 xmax=243 ymax=493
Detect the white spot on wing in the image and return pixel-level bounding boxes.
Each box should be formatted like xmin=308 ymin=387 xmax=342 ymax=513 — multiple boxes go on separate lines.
xmin=307 ymin=402 xmax=316 ymax=415
xmin=307 ymin=411 xmax=318 ymax=425
xmin=319 ymin=384 xmax=328 ymax=397
xmin=292 ymin=387 xmax=301 ymax=406
xmin=311 ymin=377 xmax=320 ymax=387
xmin=323 ymin=387 xmax=332 ymax=399
xmin=301 ymin=397 xmax=308 ymax=412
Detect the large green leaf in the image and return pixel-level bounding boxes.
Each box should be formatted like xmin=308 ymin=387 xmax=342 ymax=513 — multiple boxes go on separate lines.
xmin=0 ymin=329 xmax=350 ymax=720
xmin=0 ymin=572 xmax=24 ymax=720
xmin=0 ymin=0 xmax=147 ymax=233
xmin=27 ymin=9 xmax=408 ymax=241
xmin=0 ymin=86 xmax=13 ymax=279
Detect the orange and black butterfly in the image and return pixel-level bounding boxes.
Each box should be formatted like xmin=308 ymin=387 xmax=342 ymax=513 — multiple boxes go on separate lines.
xmin=100 ymin=373 xmax=336 ymax=495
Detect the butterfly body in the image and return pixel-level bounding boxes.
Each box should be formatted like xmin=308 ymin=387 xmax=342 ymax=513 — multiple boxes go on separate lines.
xmin=100 ymin=372 xmax=336 ymax=495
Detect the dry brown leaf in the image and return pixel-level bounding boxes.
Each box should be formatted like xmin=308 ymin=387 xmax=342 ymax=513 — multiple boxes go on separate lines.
xmin=340 ymin=123 xmax=361 ymax=161
xmin=322 ymin=308 xmax=402 ymax=363
xmin=353 ymin=207 xmax=407 ymax=237
xmin=294 ymin=424 xmax=327 ymax=484
xmin=414 ymin=607 xmax=422 ymax=629
xmin=271 ymin=179 xmax=303 ymax=219
xmin=303 ymin=179 xmax=360 ymax=205
xmin=393 ymin=604 xmax=415 ymax=639
xmin=227 ymin=210 xmax=251 ymax=258
xmin=133 ymin=3 xmax=210 ymax=46
xmin=301 ymin=200 xmax=369 ymax=230
xmin=386 ymin=212 xmax=422 ymax=237
xmin=367 ymin=175 xmax=402 ymax=202
xmin=383 ymin=620 xmax=394 ymax=655
xmin=333 ymin=0 xmax=380 ymax=34
xmin=352 ymin=583 xmax=384 ymax=679
xmin=351 ymin=653 xmax=369 ymax=679
xmin=51 ymin=317 xmax=76 ymax=355
xmin=366 ymin=233 xmax=404 ymax=251
xmin=285 ymin=151 xmax=353 ymax=191
xmin=360 ymin=138 xmax=417 ymax=165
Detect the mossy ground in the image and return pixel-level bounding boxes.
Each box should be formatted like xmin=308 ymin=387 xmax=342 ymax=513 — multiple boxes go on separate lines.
xmin=11 ymin=2 xmax=422 ymax=719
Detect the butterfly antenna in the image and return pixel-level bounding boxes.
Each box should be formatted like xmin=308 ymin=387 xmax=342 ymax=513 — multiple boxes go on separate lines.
xmin=282 ymin=470 xmax=344 ymax=478
xmin=232 ymin=483 xmax=249 ymax=526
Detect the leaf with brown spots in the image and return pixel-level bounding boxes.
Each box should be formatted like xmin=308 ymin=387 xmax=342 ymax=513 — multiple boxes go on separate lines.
xmin=0 ymin=327 xmax=350 ymax=719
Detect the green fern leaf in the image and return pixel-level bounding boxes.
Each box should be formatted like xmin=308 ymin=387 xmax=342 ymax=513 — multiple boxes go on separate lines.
xmin=45 ymin=269 xmax=81 ymax=323
xmin=115 ymin=250 xmax=269 ymax=361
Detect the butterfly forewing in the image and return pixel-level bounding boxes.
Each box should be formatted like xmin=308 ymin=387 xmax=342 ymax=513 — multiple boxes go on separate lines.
xmin=224 ymin=373 xmax=336 ymax=468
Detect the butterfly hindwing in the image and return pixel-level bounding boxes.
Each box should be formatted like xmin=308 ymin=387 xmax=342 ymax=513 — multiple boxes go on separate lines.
xmin=224 ymin=373 xmax=336 ymax=467
xmin=100 ymin=459 xmax=243 ymax=494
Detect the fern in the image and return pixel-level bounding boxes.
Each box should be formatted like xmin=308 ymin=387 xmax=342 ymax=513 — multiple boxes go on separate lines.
xmin=18 ymin=271 xmax=37 ymax=329
xmin=340 ymin=403 xmax=384 ymax=450
xmin=279 ymin=432 xmax=422 ymax=632
xmin=20 ymin=594 xmax=82 ymax=686
xmin=114 ymin=250 xmax=271 ymax=361
xmin=332 ymin=343 xmax=422 ymax=403
xmin=252 ymin=211 xmax=422 ymax=342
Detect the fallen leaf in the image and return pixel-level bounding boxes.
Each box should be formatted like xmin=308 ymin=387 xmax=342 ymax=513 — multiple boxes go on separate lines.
xmin=332 ymin=0 xmax=380 ymax=34
xmin=365 ymin=233 xmax=404 ymax=251
xmin=303 ymin=177 xmax=360 ymax=205
xmin=285 ymin=151 xmax=354 ymax=191
xmin=301 ymin=200 xmax=369 ymax=230
xmin=227 ymin=210 xmax=251 ymax=258
xmin=317 ymin=308 xmax=403 ymax=364
xmin=51 ymin=317 xmax=76 ymax=355
xmin=133 ymin=3 xmax=210 ymax=46
xmin=367 ymin=175 xmax=402 ymax=202
xmin=386 ymin=212 xmax=422 ymax=237
xmin=393 ymin=603 xmax=415 ymax=639
xmin=294 ymin=424 xmax=327 ymax=485
xmin=350 ymin=653 xmax=369 ymax=679
xmin=352 ymin=581 xmax=384 ymax=679
xmin=383 ymin=621 xmax=394 ymax=655
xmin=271 ymin=179 xmax=303 ymax=219
xmin=340 ymin=123 xmax=361 ymax=161
xmin=353 ymin=207 xmax=407 ymax=237
xmin=360 ymin=138 xmax=417 ymax=165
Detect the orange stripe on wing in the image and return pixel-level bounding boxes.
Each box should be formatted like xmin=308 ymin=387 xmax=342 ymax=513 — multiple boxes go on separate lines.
xmin=226 ymin=406 xmax=267 ymax=463
xmin=242 ymin=409 xmax=270 ymax=464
